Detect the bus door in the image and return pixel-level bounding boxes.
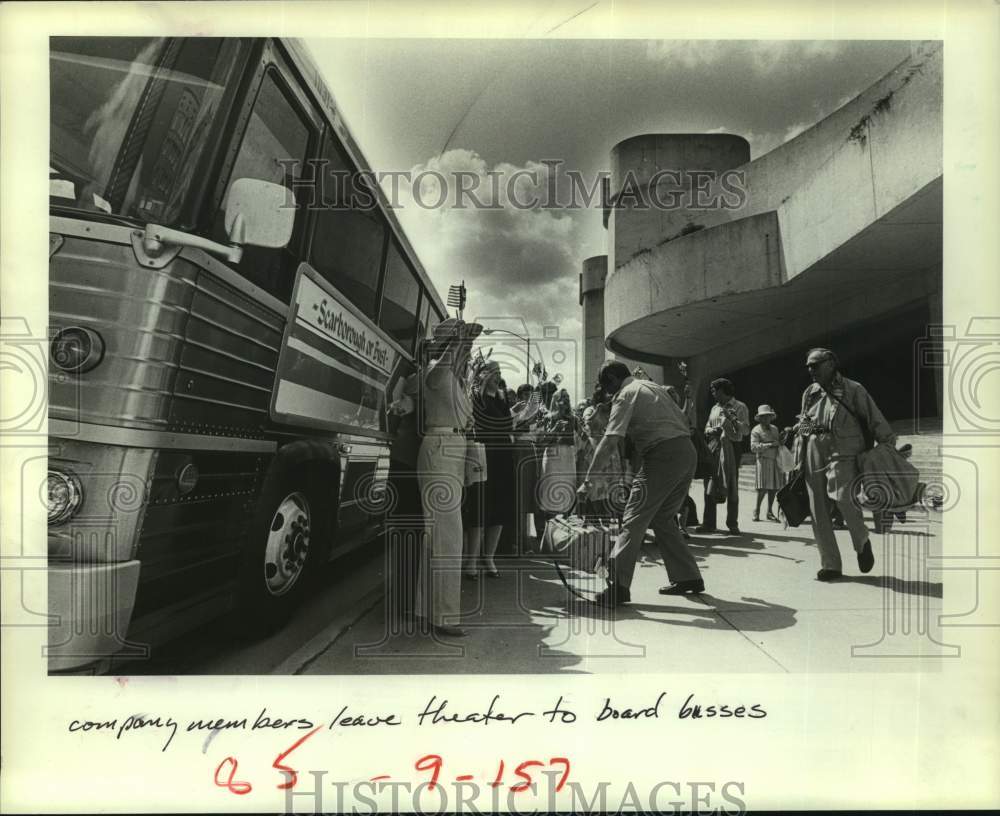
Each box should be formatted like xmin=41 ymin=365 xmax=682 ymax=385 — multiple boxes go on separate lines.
xmin=270 ymin=262 xmax=404 ymax=536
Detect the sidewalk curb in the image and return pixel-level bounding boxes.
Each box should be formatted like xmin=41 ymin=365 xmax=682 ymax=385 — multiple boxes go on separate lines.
xmin=272 ymin=584 xmax=386 ymax=675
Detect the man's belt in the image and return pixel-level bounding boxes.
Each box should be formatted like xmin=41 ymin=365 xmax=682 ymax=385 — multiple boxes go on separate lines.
xmin=424 ymin=425 xmax=467 ymax=435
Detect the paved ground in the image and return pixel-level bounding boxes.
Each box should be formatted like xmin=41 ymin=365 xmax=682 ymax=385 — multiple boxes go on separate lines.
xmin=284 ymin=486 xmax=946 ymax=675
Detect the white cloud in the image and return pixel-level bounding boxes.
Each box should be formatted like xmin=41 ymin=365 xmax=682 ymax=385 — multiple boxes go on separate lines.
xmin=646 ymin=39 xmax=845 ymax=75
xmin=388 ymin=149 xmax=585 ymax=393
xmin=781 ymin=120 xmax=811 ymax=142
xmin=644 ymin=40 xmax=726 ymax=68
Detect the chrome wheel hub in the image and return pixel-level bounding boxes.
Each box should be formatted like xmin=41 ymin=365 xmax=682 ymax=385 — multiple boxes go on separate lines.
xmin=263 ymin=491 xmax=311 ymax=597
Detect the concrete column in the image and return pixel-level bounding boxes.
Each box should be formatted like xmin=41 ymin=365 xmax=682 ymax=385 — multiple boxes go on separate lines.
xmin=580 ymin=255 xmax=609 ymax=393
xmin=926 ymin=268 xmax=944 ymax=418
xmin=580 ymin=254 xmax=663 ymax=389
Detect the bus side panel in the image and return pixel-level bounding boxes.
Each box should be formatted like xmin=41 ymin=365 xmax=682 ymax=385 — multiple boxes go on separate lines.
xmin=128 ymin=263 xmax=284 ymax=643
xmin=128 ymin=450 xmax=266 ymax=644
xmin=168 ymin=269 xmax=284 ymax=436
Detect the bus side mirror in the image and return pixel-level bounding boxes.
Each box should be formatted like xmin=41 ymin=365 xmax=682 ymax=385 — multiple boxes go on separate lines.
xmin=224 ymin=178 xmax=295 ymax=249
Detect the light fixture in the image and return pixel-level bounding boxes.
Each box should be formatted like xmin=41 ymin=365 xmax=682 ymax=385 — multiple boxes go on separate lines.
xmin=51 ymin=327 xmax=105 ymax=373
xmin=48 ymin=469 xmax=84 ymax=526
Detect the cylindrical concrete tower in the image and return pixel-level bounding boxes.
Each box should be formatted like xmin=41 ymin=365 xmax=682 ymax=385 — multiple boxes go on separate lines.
xmin=580 ymin=254 xmax=663 ymax=392
xmin=606 ymin=133 xmax=751 ymax=274
xmin=603 ymin=133 xmax=751 ymax=410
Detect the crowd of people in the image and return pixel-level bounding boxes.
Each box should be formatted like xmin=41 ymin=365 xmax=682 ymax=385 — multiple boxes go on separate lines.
xmin=384 ymin=317 xmax=900 ymax=634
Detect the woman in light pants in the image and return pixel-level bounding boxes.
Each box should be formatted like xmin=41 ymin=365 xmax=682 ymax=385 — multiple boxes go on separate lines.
xmin=416 ymin=428 xmax=468 ymax=633
xmin=414 ymin=318 xmax=481 ymax=637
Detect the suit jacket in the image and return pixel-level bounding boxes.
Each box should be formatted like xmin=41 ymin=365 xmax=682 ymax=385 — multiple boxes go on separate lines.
xmin=799 ymin=374 xmax=896 ymax=501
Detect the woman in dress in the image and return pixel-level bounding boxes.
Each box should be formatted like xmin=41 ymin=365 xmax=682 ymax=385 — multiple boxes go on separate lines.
xmin=511 ymin=382 xmax=543 ymax=547
xmin=536 ymin=388 xmax=582 ymax=519
xmin=750 ymin=404 xmax=782 ymax=521
xmin=463 ymin=359 xmax=534 ymax=578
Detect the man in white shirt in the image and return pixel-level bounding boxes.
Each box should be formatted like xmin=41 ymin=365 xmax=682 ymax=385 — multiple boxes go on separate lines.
xmin=699 ymin=378 xmax=750 ymax=535
xmin=578 ymin=361 xmax=704 ymax=606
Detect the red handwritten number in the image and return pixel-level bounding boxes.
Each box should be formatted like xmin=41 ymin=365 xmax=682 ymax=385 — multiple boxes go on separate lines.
xmin=214 ymin=757 xmax=252 ymax=795
xmin=510 ymin=760 xmax=544 ymax=793
xmin=549 ymin=757 xmax=571 ymax=792
xmin=490 ymin=759 xmax=505 ymax=788
xmin=272 ymin=726 xmax=323 ymax=790
xmin=415 ymin=754 xmax=443 ymax=791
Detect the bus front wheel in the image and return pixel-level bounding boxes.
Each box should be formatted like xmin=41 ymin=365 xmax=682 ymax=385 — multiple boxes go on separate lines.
xmin=237 ymin=469 xmax=330 ymax=632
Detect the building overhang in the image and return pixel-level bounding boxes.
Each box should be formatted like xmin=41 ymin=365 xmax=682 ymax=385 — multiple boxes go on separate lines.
xmin=606 ymin=176 xmax=941 ymax=364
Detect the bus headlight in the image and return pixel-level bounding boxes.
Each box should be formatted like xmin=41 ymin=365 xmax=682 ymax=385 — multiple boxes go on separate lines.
xmin=48 ymin=470 xmax=84 ymax=525
xmin=51 ymin=326 xmax=105 ymax=373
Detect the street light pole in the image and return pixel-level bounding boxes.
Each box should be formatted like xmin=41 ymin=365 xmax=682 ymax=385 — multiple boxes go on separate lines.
xmin=483 ymin=328 xmax=531 ymax=384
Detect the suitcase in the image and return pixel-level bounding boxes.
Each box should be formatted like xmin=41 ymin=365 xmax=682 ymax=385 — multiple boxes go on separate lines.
xmin=540 ymin=513 xmax=617 ymax=575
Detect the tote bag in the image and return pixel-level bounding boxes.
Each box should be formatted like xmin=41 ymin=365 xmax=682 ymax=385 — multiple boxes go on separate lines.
xmin=776 ymin=445 xmax=796 ymax=474
xmin=464 ymin=440 xmax=487 ymax=486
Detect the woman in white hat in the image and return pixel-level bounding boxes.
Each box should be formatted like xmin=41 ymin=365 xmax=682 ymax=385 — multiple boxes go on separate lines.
xmin=750 ymin=404 xmax=782 ymax=521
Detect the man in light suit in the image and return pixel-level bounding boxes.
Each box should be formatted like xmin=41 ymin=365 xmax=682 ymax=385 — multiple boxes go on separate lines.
xmin=798 ymin=348 xmax=896 ymax=581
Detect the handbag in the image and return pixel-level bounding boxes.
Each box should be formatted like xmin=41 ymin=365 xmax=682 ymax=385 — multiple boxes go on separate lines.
xmin=707 ymin=443 xmax=728 ymax=502
xmin=776 ymin=470 xmax=811 ymax=526
xmin=692 ymin=430 xmax=716 ymax=479
xmin=708 ymin=471 xmax=728 ymax=503
xmin=464 ymin=440 xmax=487 ymax=487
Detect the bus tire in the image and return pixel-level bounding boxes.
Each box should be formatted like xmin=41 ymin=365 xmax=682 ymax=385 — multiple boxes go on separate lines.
xmin=236 ymin=467 xmax=331 ymax=633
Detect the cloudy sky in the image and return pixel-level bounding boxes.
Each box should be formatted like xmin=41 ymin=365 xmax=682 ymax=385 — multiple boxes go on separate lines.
xmin=306 ymin=34 xmax=910 ymax=393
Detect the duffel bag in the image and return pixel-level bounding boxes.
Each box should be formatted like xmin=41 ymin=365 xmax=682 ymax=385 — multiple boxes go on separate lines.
xmin=540 ymin=514 xmax=613 ymax=574
xmin=856 ymin=444 xmax=921 ymax=512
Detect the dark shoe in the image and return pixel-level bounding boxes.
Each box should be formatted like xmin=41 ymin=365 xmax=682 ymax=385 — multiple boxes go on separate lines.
xmin=659 ymin=579 xmax=705 ymax=595
xmin=857 ymin=540 xmax=875 ymax=574
xmin=433 ymin=624 xmax=467 ymax=638
xmin=592 ymin=584 xmax=630 ymax=607
xmin=727 ymin=526 xmax=742 ymax=535
xmin=694 ymin=525 xmax=717 ymax=533
xmin=752 ymin=511 xmax=760 ymax=522
xmin=816 ymin=569 xmax=843 ymax=582
xmin=766 ymin=511 xmax=778 ymax=522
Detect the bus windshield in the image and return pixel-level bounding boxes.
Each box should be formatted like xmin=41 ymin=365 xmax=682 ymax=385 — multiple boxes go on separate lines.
xmin=50 ymin=37 xmax=244 ymax=227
